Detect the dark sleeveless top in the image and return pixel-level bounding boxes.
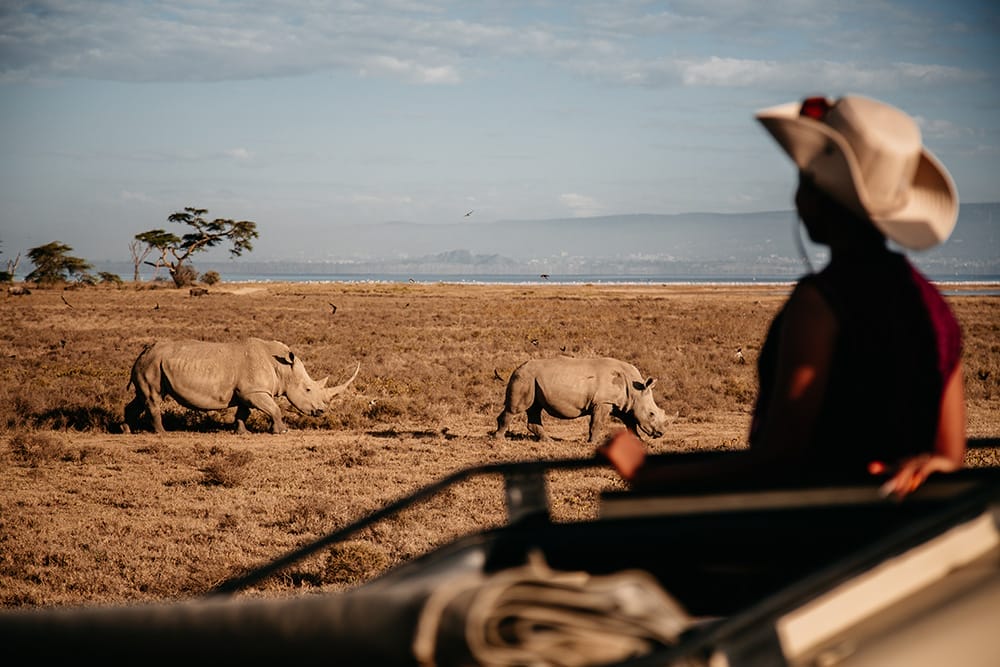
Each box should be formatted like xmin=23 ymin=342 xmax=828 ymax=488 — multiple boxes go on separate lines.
xmin=750 ymin=249 xmax=962 ymax=475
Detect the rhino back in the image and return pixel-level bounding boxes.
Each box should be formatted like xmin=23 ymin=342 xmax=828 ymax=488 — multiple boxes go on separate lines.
xmin=152 ymin=340 xmax=272 ymax=410
xmin=523 ymin=357 xmax=633 ymax=411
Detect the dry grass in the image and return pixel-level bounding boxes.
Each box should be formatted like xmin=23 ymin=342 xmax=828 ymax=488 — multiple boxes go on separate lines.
xmin=1 ymin=281 xmax=998 ymax=608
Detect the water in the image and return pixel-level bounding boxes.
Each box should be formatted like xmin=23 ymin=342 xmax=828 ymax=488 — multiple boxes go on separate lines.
xmin=12 ymin=266 xmax=1000 ymax=294
xmin=215 ymin=272 xmax=801 ymax=285
xmin=190 ymin=272 xmax=1000 ymax=297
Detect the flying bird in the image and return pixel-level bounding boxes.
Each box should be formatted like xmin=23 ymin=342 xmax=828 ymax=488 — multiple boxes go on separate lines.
xmin=493 ymin=368 xmax=504 ymax=381
xmin=539 ymin=274 xmax=549 ymax=280
xmin=329 ymin=303 xmax=337 ymax=315
xmin=464 ymin=210 xmax=474 ymax=217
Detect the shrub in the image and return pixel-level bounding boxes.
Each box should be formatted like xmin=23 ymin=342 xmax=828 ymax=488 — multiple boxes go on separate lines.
xmin=322 ymin=541 xmax=390 ymax=585
xmin=200 ymin=271 xmax=220 ymax=286
xmin=9 ymin=431 xmax=68 ymax=466
xmin=98 ymin=272 xmax=123 ymax=287
xmin=201 ymin=449 xmax=254 ymax=487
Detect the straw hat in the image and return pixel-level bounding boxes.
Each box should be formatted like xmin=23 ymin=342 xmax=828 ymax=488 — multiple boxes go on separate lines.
xmin=756 ymin=95 xmax=958 ymax=250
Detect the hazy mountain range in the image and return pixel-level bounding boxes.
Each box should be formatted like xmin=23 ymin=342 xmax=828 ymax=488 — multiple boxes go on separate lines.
xmin=73 ymin=201 xmax=1000 ymax=280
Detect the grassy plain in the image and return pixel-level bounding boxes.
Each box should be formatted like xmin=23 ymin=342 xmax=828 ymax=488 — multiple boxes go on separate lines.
xmin=1 ymin=280 xmax=998 ymax=608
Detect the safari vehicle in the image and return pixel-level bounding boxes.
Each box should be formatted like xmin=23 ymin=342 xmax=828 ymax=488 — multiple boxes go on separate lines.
xmin=3 ymin=448 xmax=999 ymax=666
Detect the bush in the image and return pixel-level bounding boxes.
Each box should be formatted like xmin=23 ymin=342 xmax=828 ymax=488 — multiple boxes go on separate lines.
xmin=323 ymin=541 xmax=390 ymax=585
xmin=98 ymin=272 xmax=123 ymax=287
xmin=201 ymin=449 xmax=254 ymax=487
xmin=171 ymin=263 xmax=199 ymax=288
xmin=9 ymin=431 xmax=68 ymax=466
xmin=200 ymin=271 xmax=220 ymax=286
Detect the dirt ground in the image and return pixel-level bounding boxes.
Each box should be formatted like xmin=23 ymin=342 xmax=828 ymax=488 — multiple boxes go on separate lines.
xmin=2 ymin=281 xmax=998 ymax=608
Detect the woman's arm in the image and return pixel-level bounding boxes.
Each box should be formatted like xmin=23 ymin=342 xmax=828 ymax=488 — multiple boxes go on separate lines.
xmin=881 ymin=362 xmax=967 ymax=497
xmin=750 ymin=281 xmax=837 ymax=464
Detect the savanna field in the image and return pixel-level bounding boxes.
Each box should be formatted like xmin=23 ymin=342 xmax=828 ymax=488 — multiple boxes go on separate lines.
xmin=2 ymin=281 xmax=998 ymax=608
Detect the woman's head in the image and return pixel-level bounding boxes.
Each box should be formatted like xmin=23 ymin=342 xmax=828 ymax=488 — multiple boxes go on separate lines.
xmin=756 ymin=95 xmax=958 ymax=251
xmin=795 ymin=172 xmax=886 ymax=250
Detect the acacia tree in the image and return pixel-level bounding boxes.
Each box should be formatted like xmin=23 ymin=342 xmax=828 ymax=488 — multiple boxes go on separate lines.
xmin=136 ymin=207 xmax=258 ymax=287
xmin=0 ymin=239 xmax=16 ymax=283
xmin=132 ymin=229 xmax=177 ymax=282
xmin=25 ymin=242 xmax=92 ymax=286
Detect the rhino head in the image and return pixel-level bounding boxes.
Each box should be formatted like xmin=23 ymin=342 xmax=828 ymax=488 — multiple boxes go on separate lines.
xmin=629 ymin=377 xmax=671 ymax=439
xmin=275 ymin=351 xmax=360 ymax=417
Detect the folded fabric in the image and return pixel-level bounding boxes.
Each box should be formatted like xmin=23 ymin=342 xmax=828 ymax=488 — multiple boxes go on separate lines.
xmin=413 ymin=551 xmax=700 ymax=667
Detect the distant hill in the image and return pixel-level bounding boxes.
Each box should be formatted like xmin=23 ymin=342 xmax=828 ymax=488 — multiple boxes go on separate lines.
xmin=87 ymin=203 xmax=999 ymax=280
xmin=246 ymin=202 xmax=999 ymax=277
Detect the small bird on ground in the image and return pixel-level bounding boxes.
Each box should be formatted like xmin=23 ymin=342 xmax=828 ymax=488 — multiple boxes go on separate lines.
xmin=734 ymin=347 xmax=746 ymax=364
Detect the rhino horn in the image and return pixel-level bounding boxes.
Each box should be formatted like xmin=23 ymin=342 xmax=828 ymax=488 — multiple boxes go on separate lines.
xmin=325 ymin=361 xmax=360 ymax=400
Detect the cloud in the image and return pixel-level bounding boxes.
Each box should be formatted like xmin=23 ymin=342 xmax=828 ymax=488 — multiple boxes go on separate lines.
xmin=560 ymin=193 xmax=603 ymax=218
xmin=224 ymin=148 xmax=254 ymax=161
xmin=914 ymin=117 xmax=969 ymax=140
xmin=573 ymin=55 xmax=985 ymax=91
xmin=118 ymin=190 xmax=154 ymax=203
xmin=0 ymin=1 xmax=472 ymax=84
xmin=359 ymin=55 xmax=460 ymax=84
xmin=0 ymin=0 xmax=988 ymax=96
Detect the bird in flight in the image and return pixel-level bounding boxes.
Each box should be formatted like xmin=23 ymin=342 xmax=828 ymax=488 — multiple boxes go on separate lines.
xmin=464 ymin=210 xmax=474 ymax=217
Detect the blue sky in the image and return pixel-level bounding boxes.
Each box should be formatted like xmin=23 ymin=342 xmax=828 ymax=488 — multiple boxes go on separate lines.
xmin=1 ymin=0 xmax=998 ymax=262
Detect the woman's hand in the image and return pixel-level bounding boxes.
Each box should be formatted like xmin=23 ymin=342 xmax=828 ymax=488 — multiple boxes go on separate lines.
xmin=879 ymin=454 xmax=962 ymax=499
xmin=597 ymin=430 xmax=647 ymax=482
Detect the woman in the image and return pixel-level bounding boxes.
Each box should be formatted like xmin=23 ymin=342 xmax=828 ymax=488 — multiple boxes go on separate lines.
xmin=600 ymin=95 xmax=966 ymax=498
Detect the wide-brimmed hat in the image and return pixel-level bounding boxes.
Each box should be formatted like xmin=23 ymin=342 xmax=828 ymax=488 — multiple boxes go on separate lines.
xmin=756 ymin=94 xmax=958 ymax=250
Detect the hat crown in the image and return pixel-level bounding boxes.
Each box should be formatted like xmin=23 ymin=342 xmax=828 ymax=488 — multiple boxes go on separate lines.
xmin=825 ymin=96 xmax=922 ymax=216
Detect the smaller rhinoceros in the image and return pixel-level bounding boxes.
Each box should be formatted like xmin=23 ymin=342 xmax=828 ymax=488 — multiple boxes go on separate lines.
xmin=493 ymin=356 xmax=671 ymax=443
xmin=123 ymin=338 xmax=359 ymax=434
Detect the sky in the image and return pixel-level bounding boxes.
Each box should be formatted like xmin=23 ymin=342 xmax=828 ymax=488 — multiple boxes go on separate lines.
xmin=1 ymin=0 xmax=998 ymax=263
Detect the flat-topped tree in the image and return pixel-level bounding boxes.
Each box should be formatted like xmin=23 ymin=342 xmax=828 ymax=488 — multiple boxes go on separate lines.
xmin=138 ymin=207 xmax=258 ymax=287
xmin=25 ymin=241 xmax=92 ymax=286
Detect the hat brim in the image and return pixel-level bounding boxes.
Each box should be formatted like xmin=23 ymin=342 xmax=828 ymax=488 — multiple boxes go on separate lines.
xmin=755 ymin=101 xmax=958 ymax=250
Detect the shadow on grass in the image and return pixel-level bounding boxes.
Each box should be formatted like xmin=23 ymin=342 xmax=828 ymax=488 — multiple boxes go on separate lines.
xmin=368 ymin=428 xmax=460 ymax=441
xmin=32 ymin=406 xmax=121 ymax=432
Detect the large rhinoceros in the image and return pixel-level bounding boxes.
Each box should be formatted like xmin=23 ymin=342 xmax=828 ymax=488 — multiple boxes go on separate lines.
xmin=123 ymin=338 xmax=360 ymax=434
xmin=493 ymin=356 xmax=671 ymax=443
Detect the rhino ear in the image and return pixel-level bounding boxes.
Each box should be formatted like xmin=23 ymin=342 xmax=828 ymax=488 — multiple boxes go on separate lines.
xmin=274 ymin=353 xmax=294 ymax=366
xmin=317 ymin=376 xmax=329 ymax=388
xmin=644 ymin=378 xmax=657 ymax=390
xmin=631 ymin=380 xmax=646 ymax=392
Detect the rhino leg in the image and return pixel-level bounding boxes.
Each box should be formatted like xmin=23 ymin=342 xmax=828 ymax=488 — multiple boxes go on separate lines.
xmin=123 ymin=395 xmax=145 ymax=434
xmin=147 ymin=397 xmax=166 ymax=434
xmin=233 ymin=405 xmax=252 ymax=435
xmin=526 ymin=405 xmax=549 ymax=441
xmin=588 ymin=404 xmax=613 ymax=443
xmin=493 ymin=410 xmax=514 ymax=439
xmin=239 ymin=393 xmax=287 ymax=434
